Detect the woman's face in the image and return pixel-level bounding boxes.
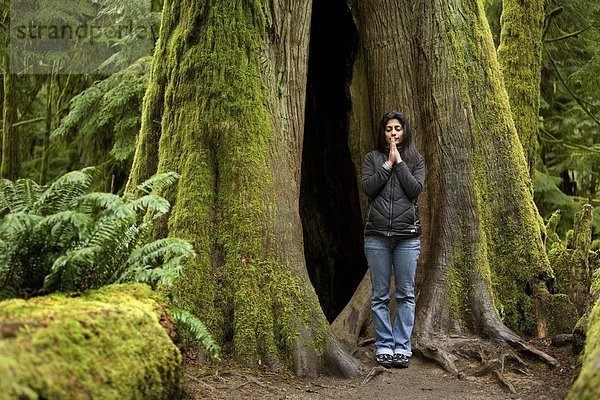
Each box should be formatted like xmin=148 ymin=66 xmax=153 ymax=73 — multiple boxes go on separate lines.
xmin=385 ymin=118 xmax=404 ymax=144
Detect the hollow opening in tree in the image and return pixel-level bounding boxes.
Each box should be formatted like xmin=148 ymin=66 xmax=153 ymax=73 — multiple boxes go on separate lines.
xmin=299 ymin=0 xmax=365 ymax=322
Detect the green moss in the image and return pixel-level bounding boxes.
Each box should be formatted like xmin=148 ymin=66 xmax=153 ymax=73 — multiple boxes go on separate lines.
xmin=0 ymin=284 xmax=182 ymax=400
xmin=592 ymin=268 xmax=600 ymax=301
xmin=568 ymin=297 xmax=600 ymax=399
xmin=545 ymin=293 xmax=579 ymax=335
xmin=548 ymin=205 xmax=593 ymax=316
xmin=446 ymin=243 xmax=473 ymax=325
xmin=497 ymin=0 xmax=544 ymax=173
xmin=545 ymin=210 xmax=562 ymax=246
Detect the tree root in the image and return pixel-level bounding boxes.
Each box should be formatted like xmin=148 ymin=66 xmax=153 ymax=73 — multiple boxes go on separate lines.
xmin=495 ymin=328 xmax=559 ymax=367
xmin=293 ymin=328 xmax=363 ymax=378
xmin=361 ymin=366 xmax=390 ymax=385
xmin=413 ymin=335 xmax=557 ymax=392
xmin=321 ymin=333 xmax=364 ymax=378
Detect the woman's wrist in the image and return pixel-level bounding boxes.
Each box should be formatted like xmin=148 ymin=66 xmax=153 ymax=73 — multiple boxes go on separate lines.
xmin=382 ymin=161 xmax=393 ymax=170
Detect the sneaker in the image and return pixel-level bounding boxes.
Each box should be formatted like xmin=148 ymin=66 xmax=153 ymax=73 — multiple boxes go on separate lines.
xmin=375 ymin=353 xmax=393 ymax=368
xmin=392 ymin=353 xmax=409 ymax=368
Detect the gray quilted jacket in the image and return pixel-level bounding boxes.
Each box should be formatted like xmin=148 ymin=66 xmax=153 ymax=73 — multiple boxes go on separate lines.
xmin=361 ymin=149 xmax=425 ymax=237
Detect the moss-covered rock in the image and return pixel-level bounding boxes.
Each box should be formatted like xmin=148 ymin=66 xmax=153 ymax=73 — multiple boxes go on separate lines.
xmin=0 ymin=284 xmax=182 ymax=400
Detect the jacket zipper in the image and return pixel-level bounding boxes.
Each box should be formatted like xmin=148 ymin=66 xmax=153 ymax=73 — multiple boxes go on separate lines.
xmin=388 ymin=174 xmax=394 ymax=236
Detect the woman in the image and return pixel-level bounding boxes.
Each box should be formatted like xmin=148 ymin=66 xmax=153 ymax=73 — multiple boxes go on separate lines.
xmin=361 ymin=111 xmax=425 ymax=368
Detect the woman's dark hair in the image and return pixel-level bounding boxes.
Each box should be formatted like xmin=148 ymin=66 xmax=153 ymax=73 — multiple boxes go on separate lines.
xmin=376 ymin=110 xmax=420 ymax=167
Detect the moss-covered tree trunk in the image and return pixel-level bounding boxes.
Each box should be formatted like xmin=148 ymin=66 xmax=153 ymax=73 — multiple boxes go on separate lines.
xmin=126 ymin=0 xmax=360 ymax=377
xmin=335 ymin=0 xmax=557 ymax=375
xmin=497 ymin=0 xmax=544 ymax=176
xmin=411 ymin=0 xmax=553 ymax=357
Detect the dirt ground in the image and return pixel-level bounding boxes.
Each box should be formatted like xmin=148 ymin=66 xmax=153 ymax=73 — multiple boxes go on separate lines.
xmin=183 ymin=340 xmax=576 ymax=400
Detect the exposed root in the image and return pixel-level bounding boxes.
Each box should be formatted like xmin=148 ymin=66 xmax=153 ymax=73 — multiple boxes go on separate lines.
xmin=417 ymin=341 xmax=460 ymax=375
xmin=361 ymin=366 xmax=389 ymax=385
xmin=493 ymin=370 xmax=516 ymax=393
xmin=185 ymin=373 xmax=216 ymax=391
xmin=413 ymin=334 xmax=556 ymax=392
xmin=496 ymin=329 xmax=559 ymax=367
xmin=320 ymin=333 xmax=364 ymax=378
xmin=292 ymin=328 xmax=363 ymax=378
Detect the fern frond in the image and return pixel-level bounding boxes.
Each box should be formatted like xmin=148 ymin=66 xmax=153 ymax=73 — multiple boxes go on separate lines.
xmin=43 ymin=246 xmax=98 ymax=292
xmin=127 ymin=194 xmax=171 ymax=219
xmin=35 ymin=167 xmax=98 ymax=213
xmin=127 ymin=238 xmax=195 ymax=269
xmin=136 ymin=172 xmax=180 ymax=195
xmin=0 ymin=212 xmax=43 ymax=238
xmin=14 ymin=179 xmax=43 ymax=213
xmin=1 ymin=169 xmax=195 ymax=299
xmin=169 ymin=308 xmax=221 ymax=361
xmin=38 ymin=211 xmax=94 ymax=244
xmin=79 ymin=192 xmax=124 ymax=211
xmin=122 ymin=238 xmax=194 ymax=287
xmin=0 ymin=178 xmax=43 ymax=214
xmin=0 ymin=179 xmax=15 ymax=214
xmin=85 ymin=218 xmax=132 ymax=264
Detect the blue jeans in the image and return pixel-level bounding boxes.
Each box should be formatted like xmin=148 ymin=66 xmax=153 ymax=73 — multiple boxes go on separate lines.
xmin=364 ymin=234 xmax=420 ymax=357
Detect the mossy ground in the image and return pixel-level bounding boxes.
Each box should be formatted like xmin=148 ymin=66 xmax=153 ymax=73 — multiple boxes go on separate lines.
xmin=0 ymin=284 xmax=182 ymax=400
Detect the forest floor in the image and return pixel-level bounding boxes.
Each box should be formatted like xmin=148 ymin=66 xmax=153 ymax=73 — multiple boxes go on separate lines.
xmin=183 ymin=339 xmax=576 ymax=400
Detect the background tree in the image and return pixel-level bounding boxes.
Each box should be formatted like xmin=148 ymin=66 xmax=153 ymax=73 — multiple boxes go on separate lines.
xmin=497 ymin=0 xmax=544 ymax=177
xmin=537 ymin=0 xmax=600 ymax=245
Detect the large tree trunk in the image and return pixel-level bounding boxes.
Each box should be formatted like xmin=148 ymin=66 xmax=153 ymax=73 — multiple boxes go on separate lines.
xmin=127 ymin=0 xmax=360 ymax=378
xmin=335 ymin=0 xmax=557 ymax=375
xmin=497 ymin=0 xmax=544 ymax=176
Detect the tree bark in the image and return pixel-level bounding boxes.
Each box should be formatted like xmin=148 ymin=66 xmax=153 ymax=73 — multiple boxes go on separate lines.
xmin=1 ymin=55 xmax=18 ymax=180
xmin=127 ymin=0 xmax=361 ymax=378
xmin=497 ymin=0 xmax=544 ymax=176
xmin=39 ymin=71 xmax=56 ymax=185
xmin=336 ymin=0 xmax=557 ymax=374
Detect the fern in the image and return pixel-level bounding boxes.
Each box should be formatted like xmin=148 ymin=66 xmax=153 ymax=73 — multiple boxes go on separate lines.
xmin=169 ymin=308 xmax=221 ymax=361
xmin=135 ymin=172 xmax=180 ymax=195
xmin=122 ymin=238 xmax=194 ymax=288
xmin=0 ymin=169 xmax=194 ymax=296
xmin=0 ymin=169 xmax=219 ymax=362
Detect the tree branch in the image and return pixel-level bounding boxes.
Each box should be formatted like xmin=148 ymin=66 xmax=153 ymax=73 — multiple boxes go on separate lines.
xmin=545 ymin=49 xmax=600 ymax=127
xmin=544 ymin=26 xmax=593 ymax=42
xmin=12 ymin=117 xmax=44 ymax=128
xmin=540 ymin=129 xmax=600 ymax=154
